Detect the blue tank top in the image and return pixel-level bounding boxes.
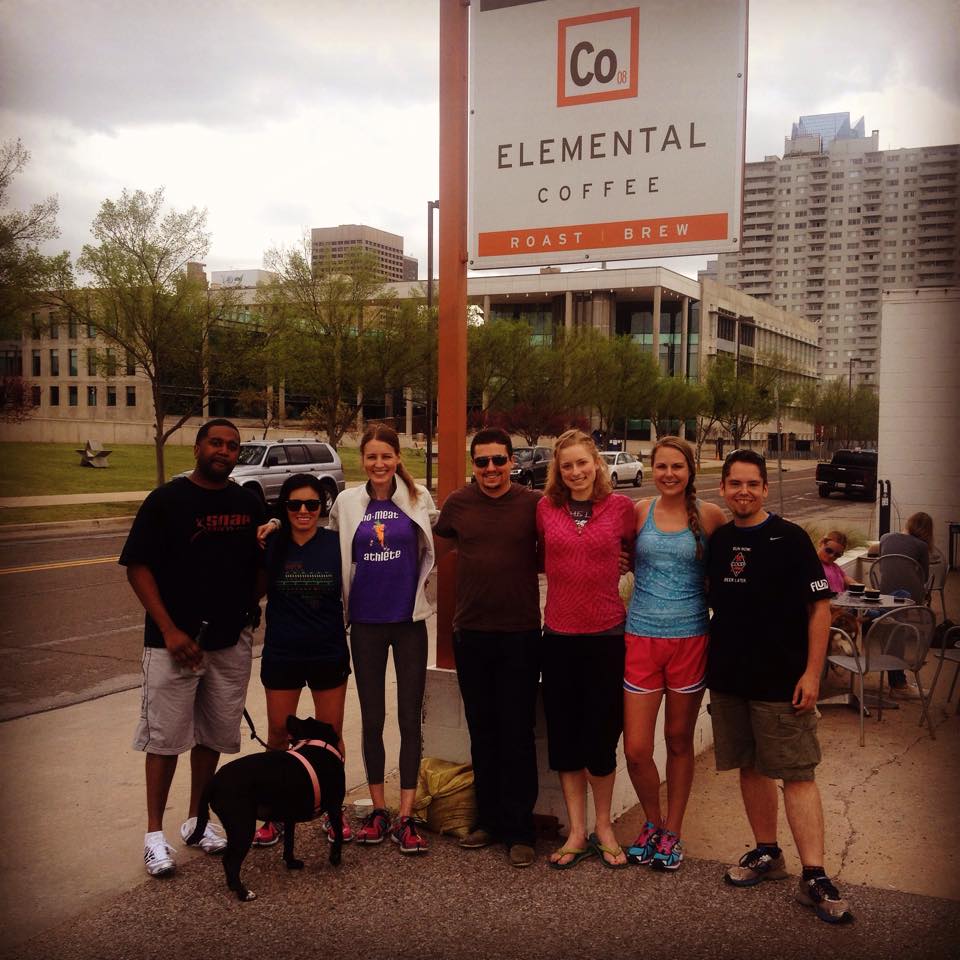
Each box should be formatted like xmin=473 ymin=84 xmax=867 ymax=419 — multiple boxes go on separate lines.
xmin=626 ymin=498 xmax=708 ymax=638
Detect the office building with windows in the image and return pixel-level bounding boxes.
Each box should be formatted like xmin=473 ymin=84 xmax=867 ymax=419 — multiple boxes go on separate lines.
xmin=702 ymin=114 xmax=959 ymax=386
xmin=310 ymin=224 xmax=409 ymax=282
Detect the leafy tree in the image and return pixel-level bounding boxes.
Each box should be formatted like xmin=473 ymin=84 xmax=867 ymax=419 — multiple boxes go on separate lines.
xmin=44 ymin=188 xmax=258 ymax=485
xmin=467 ymin=319 xmax=537 ymax=421
xmin=649 ymin=375 xmax=704 ymax=440
xmin=0 ymin=375 xmax=37 ymax=422
xmin=705 ymin=353 xmax=798 ymax=449
xmin=260 ymin=242 xmax=391 ymax=448
xmin=0 ymin=139 xmax=65 ymax=335
xmin=798 ymin=378 xmax=877 ymax=449
xmin=571 ymin=330 xmax=659 ymax=442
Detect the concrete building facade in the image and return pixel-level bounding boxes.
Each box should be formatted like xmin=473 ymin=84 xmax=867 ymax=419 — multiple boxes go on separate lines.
xmin=2 ymin=266 xmax=819 ymax=447
xmin=702 ymin=114 xmax=959 ymax=387
xmin=310 ymin=224 xmax=408 ymax=282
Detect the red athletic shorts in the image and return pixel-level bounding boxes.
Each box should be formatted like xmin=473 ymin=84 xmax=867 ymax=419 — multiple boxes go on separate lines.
xmin=623 ymin=633 xmax=708 ymax=695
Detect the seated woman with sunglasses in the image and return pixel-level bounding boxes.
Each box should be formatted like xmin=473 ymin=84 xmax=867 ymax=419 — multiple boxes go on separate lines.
xmin=818 ymin=531 xmax=859 ymax=594
xmin=253 ymin=472 xmax=351 ymax=847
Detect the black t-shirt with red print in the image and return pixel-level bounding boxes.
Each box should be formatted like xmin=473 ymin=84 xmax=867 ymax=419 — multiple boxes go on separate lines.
xmin=706 ymin=514 xmax=832 ymax=701
xmin=120 ymin=477 xmax=265 ymax=650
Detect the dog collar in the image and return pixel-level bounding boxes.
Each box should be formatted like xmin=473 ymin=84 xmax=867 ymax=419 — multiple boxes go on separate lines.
xmin=287 ymin=739 xmax=344 ymax=816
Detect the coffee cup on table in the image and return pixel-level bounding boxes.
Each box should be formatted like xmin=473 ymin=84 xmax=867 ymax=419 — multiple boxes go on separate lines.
xmin=848 ymin=583 xmax=865 ymax=595
xmin=863 ymin=588 xmax=881 ymax=601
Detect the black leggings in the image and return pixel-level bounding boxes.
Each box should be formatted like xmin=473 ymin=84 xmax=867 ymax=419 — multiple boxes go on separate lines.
xmin=349 ymin=620 xmax=428 ymax=791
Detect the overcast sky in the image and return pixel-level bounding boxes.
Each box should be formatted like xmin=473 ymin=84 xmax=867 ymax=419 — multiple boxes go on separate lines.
xmin=2 ymin=0 xmax=958 ymax=280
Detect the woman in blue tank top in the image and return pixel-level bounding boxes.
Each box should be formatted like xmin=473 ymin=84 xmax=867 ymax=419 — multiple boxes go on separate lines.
xmin=623 ymin=437 xmax=726 ymax=871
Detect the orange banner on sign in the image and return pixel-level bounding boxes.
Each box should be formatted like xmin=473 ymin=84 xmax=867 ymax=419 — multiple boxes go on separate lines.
xmin=477 ymin=213 xmax=728 ymax=257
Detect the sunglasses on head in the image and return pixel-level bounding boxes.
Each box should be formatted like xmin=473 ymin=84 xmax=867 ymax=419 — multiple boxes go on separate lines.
xmin=473 ymin=455 xmax=509 ymax=468
xmin=285 ymin=498 xmax=322 ymax=513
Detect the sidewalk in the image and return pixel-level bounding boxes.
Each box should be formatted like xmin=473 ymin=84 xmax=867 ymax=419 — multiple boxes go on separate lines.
xmin=2 ymin=600 xmax=959 ymax=960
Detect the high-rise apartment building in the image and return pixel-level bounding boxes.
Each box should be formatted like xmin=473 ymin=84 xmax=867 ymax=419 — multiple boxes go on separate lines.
xmin=310 ymin=224 xmax=408 ymax=282
xmin=703 ymin=114 xmax=959 ymax=384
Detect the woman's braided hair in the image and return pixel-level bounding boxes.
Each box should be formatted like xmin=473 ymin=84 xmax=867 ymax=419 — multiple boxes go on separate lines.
xmin=651 ymin=437 xmax=702 ymax=560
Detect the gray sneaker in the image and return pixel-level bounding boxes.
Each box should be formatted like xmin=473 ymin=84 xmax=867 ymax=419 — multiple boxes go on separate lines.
xmin=796 ymin=875 xmax=854 ymax=924
xmin=508 ymin=843 xmax=535 ymax=868
xmin=459 ymin=827 xmax=495 ymax=849
xmin=725 ymin=848 xmax=788 ymax=887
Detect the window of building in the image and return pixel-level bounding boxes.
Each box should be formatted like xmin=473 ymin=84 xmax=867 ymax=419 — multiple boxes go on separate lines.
xmin=31 ymin=349 xmax=41 ymax=376
xmin=126 ymin=386 xmax=136 ymax=407
xmin=31 ymin=385 xmax=41 ymax=407
xmin=49 ymin=349 xmax=59 ymax=376
xmin=87 ymin=349 xmax=97 ymax=375
xmin=125 ymin=351 xmax=136 ymax=376
xmin=49 ymin=385 xmax=59 ymax=406
xmin=49 ymin=315 xmax=59 ymax=339
xmin=86 ymin=322 xmax=96 ymax=338
xmin=68 ymin=348 xmax=78 ymax=376
xmin=107 ymin=386 xmax=117 ymax=407
xmin=87 ymin=385 xmax=97 ymax=406
xmin=105 ymin=349 xmax=117 ymax=376
xmin=68 ymin=385 xmax=78 ymax=406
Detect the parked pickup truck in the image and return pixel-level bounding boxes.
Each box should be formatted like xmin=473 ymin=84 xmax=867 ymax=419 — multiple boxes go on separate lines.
xmin=815 ymin=449 xmax=878 ymax=501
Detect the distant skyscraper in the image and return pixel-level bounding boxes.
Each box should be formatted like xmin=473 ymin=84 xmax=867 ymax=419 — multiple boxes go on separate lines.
xmin=403 ymin=255 xmax=419 ymax=281
xmin=703 ymin=114 xmax=959 ymax=384
xmin=310 ymin=224 xmax=407 ymax=282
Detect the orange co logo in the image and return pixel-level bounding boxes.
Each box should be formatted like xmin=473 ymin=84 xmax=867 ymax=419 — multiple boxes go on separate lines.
xmin=557 ymin=6 xmax=639 ymax=107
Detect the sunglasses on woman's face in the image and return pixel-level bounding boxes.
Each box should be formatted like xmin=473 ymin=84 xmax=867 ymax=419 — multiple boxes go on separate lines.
xmin=285 ymin=499 xmax=322 ymax=513
xmin=473 ymin=455 xmax=509 ymax=468
xmin=820 ymin=540 xmax=839 ymax=557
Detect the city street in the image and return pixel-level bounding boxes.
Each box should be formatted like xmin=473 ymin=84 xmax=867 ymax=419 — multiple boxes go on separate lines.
xmin=0 ymin=463 xmax=877 ymax=721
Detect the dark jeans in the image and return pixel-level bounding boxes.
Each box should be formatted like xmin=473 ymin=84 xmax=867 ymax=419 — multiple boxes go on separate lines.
xmin=454 ymin=628 xmax=541 ymax=847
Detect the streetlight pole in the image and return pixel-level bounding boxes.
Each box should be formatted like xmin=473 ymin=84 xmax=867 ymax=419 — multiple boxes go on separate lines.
xmin=425 ymin=199 xmax=439 ymax=491
xmin=847 ymin=356 xmax=860 ymax=448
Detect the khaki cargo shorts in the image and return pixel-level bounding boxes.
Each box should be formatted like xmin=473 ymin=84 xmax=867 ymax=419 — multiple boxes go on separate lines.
xmin=709 ymin=690 xmax=821 ymax=782
xmin=132 ymin=628 xmax=253 ymax=755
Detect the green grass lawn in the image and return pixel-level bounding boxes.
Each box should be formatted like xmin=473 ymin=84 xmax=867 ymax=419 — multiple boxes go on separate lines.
xmin=0 ymin=442 xmax=196 ymax=498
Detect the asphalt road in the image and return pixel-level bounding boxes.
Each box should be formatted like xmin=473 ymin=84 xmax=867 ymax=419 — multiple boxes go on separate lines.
xmin=0 ymin=464 xmax=877 ymax=721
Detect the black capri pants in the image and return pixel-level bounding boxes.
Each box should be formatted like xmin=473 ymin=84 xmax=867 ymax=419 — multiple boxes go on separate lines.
xmin=539 ymin=630 xmax=626 ymax=777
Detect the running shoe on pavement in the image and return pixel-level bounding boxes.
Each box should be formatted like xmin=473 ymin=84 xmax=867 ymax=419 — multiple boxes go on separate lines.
xmin=355 ymin=808 xmax=392 ymax=845
xmin=626 ymin=821 xmax=661 ymax=865
xmin=320 ymin=808 xmax=354 ymax=843
xmin=651 ymin=830 xmax=684 ymax=871
xmin=796 ymin=875 xmax=854 ymax=924
xmin=390 ymin=816 xmax=428 ymax=854
xmin=180 ymin=817 xmax=227 ymax=854
xmin=144 ymin=832 xmax=176 ymax=877
xmin=725 ymin=847 xmax=788 ymax=886
xmin=252 ymin=821 xmax=283 ymax=847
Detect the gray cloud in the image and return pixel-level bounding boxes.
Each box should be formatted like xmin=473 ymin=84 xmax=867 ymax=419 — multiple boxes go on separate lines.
xmin=0 ymin=0 xmax=438 ymax=133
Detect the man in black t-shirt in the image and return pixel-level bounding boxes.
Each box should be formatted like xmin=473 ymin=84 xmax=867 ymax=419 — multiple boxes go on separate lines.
xmin=120 ymin=419 xmax=264 ymax=879
xmin=706 ymin=450 xmax=852 ymax=925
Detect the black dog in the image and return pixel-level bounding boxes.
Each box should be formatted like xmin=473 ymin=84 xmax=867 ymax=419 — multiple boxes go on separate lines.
xmin=188 ymin=715 xmax=345 ymax=901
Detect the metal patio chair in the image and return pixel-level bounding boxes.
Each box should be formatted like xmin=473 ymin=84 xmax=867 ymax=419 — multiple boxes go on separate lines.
xmin=827 ymin=605 xmax=938 ymax=745
xmin=928 ymin=625 xmax=960 ymax=716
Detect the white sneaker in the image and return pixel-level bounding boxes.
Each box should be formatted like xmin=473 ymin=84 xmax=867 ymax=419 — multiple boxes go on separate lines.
xmin=144 ymin=831 xmax=176 ymax=877
xmin=889 ymin=682 xmax=921 ymax=700
xmin=180 ymin=817 xmax=227 ymax=854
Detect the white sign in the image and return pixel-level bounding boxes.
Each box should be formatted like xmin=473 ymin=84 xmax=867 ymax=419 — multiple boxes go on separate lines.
xmin=468 ymin=0 xmax=748 ymax=269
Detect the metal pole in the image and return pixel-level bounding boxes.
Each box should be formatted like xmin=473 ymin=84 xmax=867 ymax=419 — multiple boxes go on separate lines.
xmin=435 ymin=0 xmax=469 ymax=670
xmin=425 ymin=199 xmax=439 ymax=492
xmin=775 ymin=382 xmax=784 ymax=516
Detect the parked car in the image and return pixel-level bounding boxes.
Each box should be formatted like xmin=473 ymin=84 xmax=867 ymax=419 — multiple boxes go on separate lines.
xmin=600 ymin=451 xmax=644 ymax=487
xmin=815 ymin=449 xmax=877 ymax=501
xmin=510 ymin=446 xmax=553 ymax=488
xmin=194 ymin=438 xmax=346 ymax=514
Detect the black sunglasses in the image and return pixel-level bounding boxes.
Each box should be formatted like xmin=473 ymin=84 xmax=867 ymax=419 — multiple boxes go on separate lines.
xmin=285 ymin=498 xmax=322 ymax=513
xmin=820 ymin=540 xmax=839 ymax=557
xmin=473 ymin=455 xmax=509 ymax=468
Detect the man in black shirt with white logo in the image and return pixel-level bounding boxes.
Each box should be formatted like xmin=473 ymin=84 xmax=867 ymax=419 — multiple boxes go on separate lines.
xmin=120 ymin=418 xmax=264 ymax=879
xmin=707 ymin=449 xmax=852 ymax=925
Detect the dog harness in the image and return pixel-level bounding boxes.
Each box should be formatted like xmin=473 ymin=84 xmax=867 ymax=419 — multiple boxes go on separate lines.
xmin=287 ymin=739 xmax=344 ymax=816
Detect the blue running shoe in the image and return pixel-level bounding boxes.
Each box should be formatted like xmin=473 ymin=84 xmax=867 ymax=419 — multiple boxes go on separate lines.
xmin=626 ymin=821 xmax=660 ymax=865
xmin=651 ymin=830 xmax=683 ymax=871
